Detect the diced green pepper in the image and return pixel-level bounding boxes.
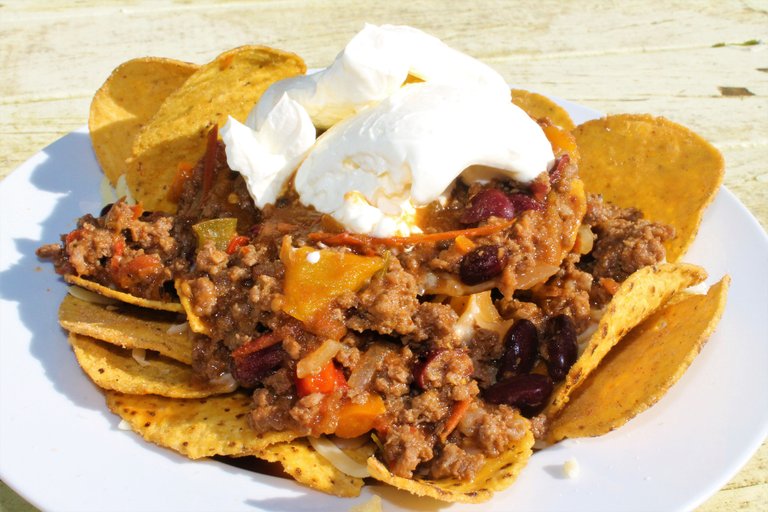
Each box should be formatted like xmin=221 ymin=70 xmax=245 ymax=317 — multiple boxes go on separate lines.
xmin=192 ymin=218 xmax=238 ymax=251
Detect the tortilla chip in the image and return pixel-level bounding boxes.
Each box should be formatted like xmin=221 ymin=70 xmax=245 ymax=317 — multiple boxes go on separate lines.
xmin=89 ymin=57 xmax=199 ymax=185
xmin=255 ymin=438 xmax=365 ymax=498
xmin=547 ymin=277 xmax=729 ymax=441
xmin=126 ymin=46 xmax=306 ymax=212
xmin=511 ymin=89 xmax=575 ymax=131
xmin=59 ymin=294 xmax=192 ymax=364
xmin=104 ymin=390 xmax=296 ymax=458
xmin=69 ymin=333 xmax=231 ymax=398
xmin=544 ymin=263 xmax=707 ymax=418
xmin=573 ymin=114 xmax=724 ymax=262
xmin=366 ymin=416 xmax=534 ymax=503
xmin=64 ymin=274 xmax=184 ymax=313
xmin=175 ymin=278 xmax=212 ymax=336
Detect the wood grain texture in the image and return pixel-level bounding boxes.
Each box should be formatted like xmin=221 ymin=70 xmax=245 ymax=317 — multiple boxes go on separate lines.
xmin=0 ymin=1 xmax=765 ymax=511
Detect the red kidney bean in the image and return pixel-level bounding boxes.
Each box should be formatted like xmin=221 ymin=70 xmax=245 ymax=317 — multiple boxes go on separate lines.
xmin=542 ymin=314 xmax=577 ymax=382
xmin=507 ymin=193 xmax=544 ymax=214
xmin=499 ymin=319 xmax=539 ymax=378
xmin=483 ymin=373 xmax=553 ymax=414
xmin=232 ymin=343 xmax=285 ymax=388
xmin=99 ymin=203 xmax=114 ymax=217
xmin=549 ymin=154 xmax=570 ymax=185
xmin=460 ymin=189 xmax=515 ymax=224
xmin=413 ymin=349 xmax=447 ymax=389
xmin=459 ymin=244 xmax=507 ymax=285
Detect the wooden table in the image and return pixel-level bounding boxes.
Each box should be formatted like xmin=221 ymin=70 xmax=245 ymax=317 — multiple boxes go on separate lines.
xmin=1 ymin=1 xmax=765 ymax=510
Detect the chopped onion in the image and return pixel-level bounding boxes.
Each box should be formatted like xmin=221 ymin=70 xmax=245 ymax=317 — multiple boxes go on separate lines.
xmin=347 ymin=343 xmax=388 ymax=390
xmin=453 ymin=291 xmax=512 ymax=342
xmin=574 ymin=224 xmax=595 ymax=255
xmin=422 ymin=271 xmax=495 ymax=296
xmin=166 ymin=322 xmax=189 ymax=335
xmin=328 ymin=434 xmax=369 ymax=450
xmin=308 ymin=436 xmax=370 ymax=478
xmin=296 ymin=339 xmax=342 ymax=378
xmin=131 ymin=348 xmax=149 ymax=366
xmin=117 ymin=419 xmax=132 ymax=431
xmin=67 ymin=285 xmax=117 ymax=305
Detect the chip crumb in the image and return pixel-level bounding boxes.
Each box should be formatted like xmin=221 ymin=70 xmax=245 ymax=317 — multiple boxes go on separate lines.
xmin=349 ymin=495 xmax=382 ymax=512
xmin=563 ymin=458 xmax=580 ymax=479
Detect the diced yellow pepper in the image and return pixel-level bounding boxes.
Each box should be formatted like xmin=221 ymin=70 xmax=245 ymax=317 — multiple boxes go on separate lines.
xmin=280 ymin=239 xmax=384 ymax=337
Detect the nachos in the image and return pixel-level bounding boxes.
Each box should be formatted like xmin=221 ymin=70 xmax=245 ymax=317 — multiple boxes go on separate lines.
xmin=37 ymin=24 xmax=727 ymax=502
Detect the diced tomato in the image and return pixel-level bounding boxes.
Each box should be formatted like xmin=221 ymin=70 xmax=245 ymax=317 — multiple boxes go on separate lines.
xmin=225 ymin=235 xmax=250 ymax=255
xmin=129 ymin=204 xmax=144 ymax=220
xmin=121 ymin=254 xmax=163 ymax=280
xmin=112 ymin=253 xmax=163 ymax=289
xmin=109 ymin=238 xmax=126 ymax=274
xmin=65 ymin=229 xmax=84 ymax=245
xmin=295 ymin=361 xmax=348 ymax=397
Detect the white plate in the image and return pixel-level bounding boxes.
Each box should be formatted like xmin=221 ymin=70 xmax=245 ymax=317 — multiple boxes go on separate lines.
xmin=1 ymin=101 xmax=767 ymax=512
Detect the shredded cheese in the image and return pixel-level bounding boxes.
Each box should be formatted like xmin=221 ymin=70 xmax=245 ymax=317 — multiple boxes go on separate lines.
xmin=131 ymin=348 xmax=149 ymax=366
xmin=166 ymin=322 xmax=189 ymax=335
xmin=308 ymin=436 xmax=370 ymax=478
xmin=67 ymin=285 xmax=117 ymax=305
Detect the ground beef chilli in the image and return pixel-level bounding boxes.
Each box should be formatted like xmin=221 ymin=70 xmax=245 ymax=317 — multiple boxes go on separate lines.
xmin=36 ymin=136 xmax=677 ymax=483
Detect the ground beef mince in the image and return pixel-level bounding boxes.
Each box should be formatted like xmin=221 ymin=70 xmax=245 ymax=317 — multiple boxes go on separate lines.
xmin=38 ymin=136 xmax=678 ymax=483
xmin=36 ymin=201 xmax=185 ymax=300
xmin=583 ymin=193 xmax=675 ymax=282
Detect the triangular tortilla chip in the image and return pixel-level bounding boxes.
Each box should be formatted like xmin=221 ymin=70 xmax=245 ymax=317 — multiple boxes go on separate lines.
xmin=511 ymin=89 xmax=575 ymax=130
xmin=574 ymin=114 xmax=724 ymax=262
xmin=89 ymin=57 xmax=199 ymax=185
xmin=544 ymin=262 xmax=707 ymax=418
xmin=64 ymin=275 xmax=184 ymax=313
xmin=547 ymin=276 xmax=729 ymax=442
xmin=59 ymin=294 xmax=192 ymax=364
xmin=126 ymin=46 xmax=306 ymax=212
xmin=69 ymin=333 xmax=230 ymax=398
xmin=105 ymin=390 xmax=297 ymax=459
xmin=255 ymin=438 xmax=365 ymax=498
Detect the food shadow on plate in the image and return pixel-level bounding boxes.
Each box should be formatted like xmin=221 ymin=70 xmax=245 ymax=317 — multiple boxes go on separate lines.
xmin=0 ymin=130 xmax=108 ymax=411
xmin=242 ymin=482 xmax=449 ymax=512
xmin=217 ymin=455 xmax=448 ymax=511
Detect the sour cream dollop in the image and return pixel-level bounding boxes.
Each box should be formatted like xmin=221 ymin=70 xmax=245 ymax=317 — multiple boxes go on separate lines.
xmin=221 ymin=23 xmax=555 ymax=236
xmin=220 ymin=93 xmax=315 ymax=208
xmin=254 ymin=23 xmax=512 ymax=130
xmin=295 ymin=82 xmax=554 ymax=236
